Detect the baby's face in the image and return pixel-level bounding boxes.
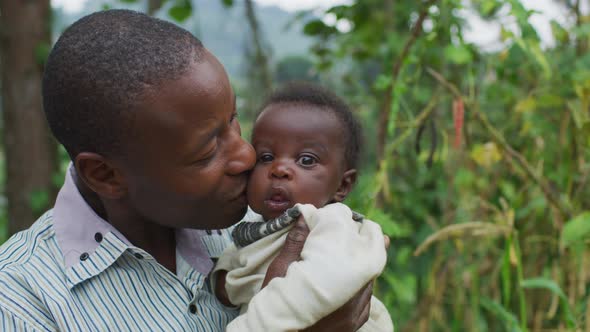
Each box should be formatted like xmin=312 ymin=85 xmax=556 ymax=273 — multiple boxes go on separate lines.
xmin=247 ymin=102 xmax=352 ymax=221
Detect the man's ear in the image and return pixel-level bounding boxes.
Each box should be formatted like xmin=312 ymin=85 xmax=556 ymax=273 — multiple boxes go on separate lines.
xmin=74 ymin=153 xmax=127 ymax=199
xmin=332 ymin=169 xmax=357 ymax=202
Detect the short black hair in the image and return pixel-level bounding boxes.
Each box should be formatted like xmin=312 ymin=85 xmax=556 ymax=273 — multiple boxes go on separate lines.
xmin=43 ymin=9 xmax=205 ymax=159
xmin=259 ymin=81 xmax=363 ymax=169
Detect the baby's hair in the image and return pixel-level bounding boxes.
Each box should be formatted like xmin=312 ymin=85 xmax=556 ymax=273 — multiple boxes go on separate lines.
xmin=260 ymin=81 xmax=363 ymax=170
xmin=43 ymin=9 xmax=205 ymax=159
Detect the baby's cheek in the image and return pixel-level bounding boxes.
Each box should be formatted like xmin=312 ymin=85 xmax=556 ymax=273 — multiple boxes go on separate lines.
xmin=246 ymin=171 xmax=265 ymax=206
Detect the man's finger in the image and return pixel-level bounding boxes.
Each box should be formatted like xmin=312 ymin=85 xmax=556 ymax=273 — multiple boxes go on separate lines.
xmin=262 ymin=217 xmax=310 ymax=287
xmin=284 ymin=217 xmax=310 ymax=250
xmin=356 ymin=295 xmax=371 ymax=329
xmin=384 ymin=235 xmax=390 ymax=250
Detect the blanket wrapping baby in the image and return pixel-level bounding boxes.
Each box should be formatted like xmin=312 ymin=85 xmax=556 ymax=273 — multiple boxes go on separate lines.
xmin=215 ymin=203 xmax=394 ymax=332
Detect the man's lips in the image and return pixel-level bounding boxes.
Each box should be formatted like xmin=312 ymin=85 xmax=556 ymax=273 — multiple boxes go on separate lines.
xmin=229 ymin=180 xmax=248 ymax=204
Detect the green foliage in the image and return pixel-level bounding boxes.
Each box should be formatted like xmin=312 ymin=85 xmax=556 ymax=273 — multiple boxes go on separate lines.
xmin=168 ymin=0 xmax=192 ymax=22
xmin=520 ymin=278 xmax=576 ymax=328
xmin=480 ymin=297 xmax=523 ymax=332
xmin=560 ymin=212 xmax=590 ymax=249
xmin=299 ymin=0 xmax=590 ymax=330
xmin=444 ymin=44 xmax=473 ymax=65
xmin=274 ymin=56 xmax=318 ymax=83
xmin=34 ymin=42 xmax=51 ymax=65
xmin=29 ymin=190 xmax=50 ymax=216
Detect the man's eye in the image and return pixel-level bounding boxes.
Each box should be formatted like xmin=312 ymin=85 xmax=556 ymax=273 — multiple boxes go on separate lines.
xmin=259 ymin=153 xmax=273 ymax=163
xmin=297 ymin=155 xmax=317 ymax=167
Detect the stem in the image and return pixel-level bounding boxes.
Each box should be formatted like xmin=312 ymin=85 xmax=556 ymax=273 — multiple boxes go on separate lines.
xmin=376 ymin=0 xmax=439 ymax=163
xmin=513 ymin=233 xmax=528 ymax=332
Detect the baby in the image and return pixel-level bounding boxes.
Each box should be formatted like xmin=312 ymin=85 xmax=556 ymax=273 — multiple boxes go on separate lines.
xmin=214 ymin=82 xmax=393 ymax=331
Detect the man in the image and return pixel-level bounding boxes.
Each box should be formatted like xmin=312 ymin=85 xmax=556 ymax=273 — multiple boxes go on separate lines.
xmin=0 ymin=10 xmax=382 ymax=331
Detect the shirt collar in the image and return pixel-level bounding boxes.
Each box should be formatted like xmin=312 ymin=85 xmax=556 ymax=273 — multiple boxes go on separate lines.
xmin=53 ymin=164 xmax=214 ymax=278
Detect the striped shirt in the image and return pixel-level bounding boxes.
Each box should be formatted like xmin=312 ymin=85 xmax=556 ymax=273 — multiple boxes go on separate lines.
xmin=0 ymin=167 xmax=239 ymax=331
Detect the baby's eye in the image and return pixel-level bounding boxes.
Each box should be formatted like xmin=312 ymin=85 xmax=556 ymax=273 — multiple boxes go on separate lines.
xmin=296 ymin=155 xmax=317 ymax=167
xmin=259 ymin=153 xmax=274 ymax=163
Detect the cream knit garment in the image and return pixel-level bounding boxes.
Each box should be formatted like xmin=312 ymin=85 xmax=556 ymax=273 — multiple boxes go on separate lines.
xmin=216 ymin=203 xmax=394 ymax=332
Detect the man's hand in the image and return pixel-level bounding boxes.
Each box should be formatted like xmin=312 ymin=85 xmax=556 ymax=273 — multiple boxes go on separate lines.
xmin=214 ymin=270 xmax=233 ymax=307
xmin=262 ymin=217 xmax=389 ymax=332
xmin=303 ymin=281 xmax=373 ymax=332
xmin=262 ymin=218 xmax=310 ymax=287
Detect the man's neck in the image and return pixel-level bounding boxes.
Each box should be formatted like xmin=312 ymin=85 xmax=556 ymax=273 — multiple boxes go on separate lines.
xmin=72 ymin=170 xmax=177 ymax=273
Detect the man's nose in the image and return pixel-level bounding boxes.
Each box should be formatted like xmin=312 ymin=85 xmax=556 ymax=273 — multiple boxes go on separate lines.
xmin=270 ymin=161 xmax=293 ymax=180
xmin=226 ymin=135 xmax=256 ymax=175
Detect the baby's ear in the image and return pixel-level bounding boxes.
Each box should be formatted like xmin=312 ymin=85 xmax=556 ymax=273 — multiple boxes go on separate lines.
xmin=332 ymin=169 xmax=357 ymax=202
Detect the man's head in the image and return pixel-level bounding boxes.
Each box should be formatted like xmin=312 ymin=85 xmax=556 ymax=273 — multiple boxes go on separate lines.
xmin=43 ymin=10 xmax=255 ymax=229
xmin=246 ymin=82 xmax=363 ymax=220
xmin=43 ymin=9 xmax=203 ymax=159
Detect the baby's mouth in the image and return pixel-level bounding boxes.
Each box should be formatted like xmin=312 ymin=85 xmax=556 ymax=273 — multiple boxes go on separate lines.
xmin=264 ymin=188 xmax=292 ymax=213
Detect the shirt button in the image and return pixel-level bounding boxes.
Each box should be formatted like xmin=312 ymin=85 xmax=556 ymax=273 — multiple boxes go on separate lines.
xmin=189 ymin=304 xmax=197 ymax=314
xmin=94 ymin=232 xmax=103 ymax=242
xmin=80 ymin=252 xmax=89 ymax=261
xmin=134 ymin=253 xmax=144 ymax=259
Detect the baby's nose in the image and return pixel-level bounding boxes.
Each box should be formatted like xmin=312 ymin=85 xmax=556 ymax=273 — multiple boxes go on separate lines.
xmin=270 ymin=162 xmax=293 ymax=179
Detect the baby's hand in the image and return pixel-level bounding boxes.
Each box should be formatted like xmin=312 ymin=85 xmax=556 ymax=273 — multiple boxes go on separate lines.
xmin=214 ymin=270 xmax=233 ymax=307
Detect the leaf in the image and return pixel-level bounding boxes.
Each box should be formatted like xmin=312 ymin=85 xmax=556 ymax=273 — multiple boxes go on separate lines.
xmin=520 ymin=278 xmax=577 ymax=327
xmin=513 ymin=38 xmax=551 ymax=79
xmin=414 ymin=222 xmax=511 ymax=256
xmin=514 ymin=96 xmax=536 ymax=113
xmin=444 ymin=44 xmax=473 ymax=65
xmin=221 ymin=0 xmax=233 ymax=7
xmin=373 ymin=74 xmax=392 ymax=91
xmin=34 ymin=42 xmax=51 ymax=66
xmin=501 ymin=240 xmax=512 ymax=306
xmin=303 ymin=20 xmax=329 ymax=36
xmin=568 ymin=100 xmax=590 ymax=129
xmin=168 ymin=1 xmax=192 ymax=22
xmin=500 ymin=27 xmax=514 ymax=41
xmin=326 ymin=5 xmax=350 ymax=20
xmin=119 ymin=0 xmax=138 ymax=3
xmin=536 ymin=93 xmax=563 ymax=108
xmin=520 ymin=278 xmax=566 ymax=301
xmin=470 ymin=142 xmax=502 ymax=168
xmin=480 ymin=297 xmax=523 ymax=332
xmin=481 ymin=0 xmax=501 ymax=16
xmin=560 ymin=211 xmax=590 ymax=248
xmin=366 ymin=208 xmax=406 ymax=237
xmin=528 ymin=41 xmax=552 ymax=79
xmin=550 ymin=20 xmax=569 ymax=43
xmin=573 ymin=22 xmax=590 ymax=37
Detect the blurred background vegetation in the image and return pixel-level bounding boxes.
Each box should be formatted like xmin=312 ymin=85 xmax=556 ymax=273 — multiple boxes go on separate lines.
xmin=1 ymin=0 xmax=590 ymax=330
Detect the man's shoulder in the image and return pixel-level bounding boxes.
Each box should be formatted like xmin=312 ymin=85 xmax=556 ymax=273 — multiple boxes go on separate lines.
xmin=0 ymin=210 xmax=58 ymax=273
